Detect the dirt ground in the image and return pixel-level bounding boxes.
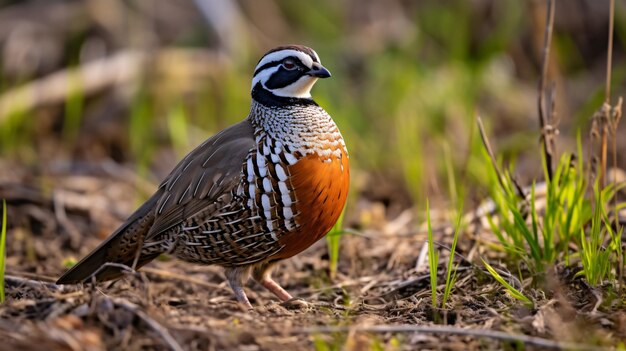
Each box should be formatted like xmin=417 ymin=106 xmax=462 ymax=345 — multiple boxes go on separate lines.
xmin=1 ymin=161 xmax=623 ymax=351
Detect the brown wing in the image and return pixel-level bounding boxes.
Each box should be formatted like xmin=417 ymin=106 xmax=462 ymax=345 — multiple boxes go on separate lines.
xmin=145 ymin=120 xmax=256 ymax=240
xmin=56 ymin=120 xmax=256 ymax=284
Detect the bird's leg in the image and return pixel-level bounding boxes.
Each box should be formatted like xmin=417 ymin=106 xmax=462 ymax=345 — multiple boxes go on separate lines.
xmin=252 ymin=261 xmax=293 ymax=302
xmin=224 ymin=266 xmax=253 ymax=310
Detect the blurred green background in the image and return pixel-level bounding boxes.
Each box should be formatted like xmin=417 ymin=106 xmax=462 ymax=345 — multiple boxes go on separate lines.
xmin=0 ymin=0 xmax=624 ymax=218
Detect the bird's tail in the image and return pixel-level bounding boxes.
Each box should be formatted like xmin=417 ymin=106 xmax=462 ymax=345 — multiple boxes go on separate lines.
xmin=57 ymin=194 xmax=162 ymax=284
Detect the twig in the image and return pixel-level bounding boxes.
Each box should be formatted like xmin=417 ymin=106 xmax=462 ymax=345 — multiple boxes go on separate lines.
xmin=605 ymin=0 xmax=622 ymax=287
xmin=605 ymin=0 xmax=615 ymax=104
xmin=477 ymin=117 xmax=505 ymax=191
xmin=298 ymin=275 xmax=383 ymax=296
xmin=599 ymin=106 xmax=609 ymax=188
xmin=53 ymin=190 xmax=82 ymax=248
xmin=111 ymin=297 xmax=184 ymax=351
xmin=85 ymin=262 xmax=137 ymax=284
xmin=5 ymin=270 xmax=57 ymax=282
xmin=476 ymin=117 xmax=526 ymax=200
xmin=611 ymin=98 xmax=623 ymax=286
xmin=131 ymin=236 xmax=145 ymax=272
xmin=537 ymin=0 xmax=557 ymax=181
xmin=4 ymin=274 xmax=67 ymax=292
xmin=589 ymin=285 xmax=603 ymax=315
xmin=590 ymin=0 xmax=620 ymax=190
xmin=415 ymin=241 xmax=430 ymax=272
xmin=141 ymin=267 xmax=233 ymax=293
xmin=378 ymin=266 xmax=474 ymax=301
xmin=293 ymin=324 xmax=610 ymax=351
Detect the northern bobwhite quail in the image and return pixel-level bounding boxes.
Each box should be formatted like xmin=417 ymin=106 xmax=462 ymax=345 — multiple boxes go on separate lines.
xmin=57 ymin=45 xmax=350 ymax=310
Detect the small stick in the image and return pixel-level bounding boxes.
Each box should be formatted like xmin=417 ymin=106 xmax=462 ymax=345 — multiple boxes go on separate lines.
xmin=476 ymin=117 xmax=526 ymax=200
xmin=131 ymin=236 xmax=145 ymax=272
xmin=477 ymin=117 xmax=506 ymax=192
xmin=605 ymin=0 xmax=615 ymax=104
xmin=611 ymin=98 xmax=623 ymax=287
xmin=5 ymin=270 xmax=57 ymax=282
xmin=293 ymin=324 xmax=610 ymax=351
xmin=52 ymin=191 xmax=82 ymax=247
xmin=141 ymin=267 xmax=233 ymax=293
xmin=599 ymin=106 xmax=609 ymax=188
xmin=4 ymin=275 xmax=66 ymax=292
xmin=85 ymin=262 xmax=136 ymax=284
xmin=537 ymin=0 xmax=557 ymax=181
xmin=605 ymin=0 xmax=622 ymax=287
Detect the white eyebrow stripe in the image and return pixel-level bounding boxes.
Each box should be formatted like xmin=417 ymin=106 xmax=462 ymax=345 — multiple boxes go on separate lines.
xmin=255 ymin=50 xmax=316 ymax=71
xmin=311 ymin=50 xmax=320 ymax=63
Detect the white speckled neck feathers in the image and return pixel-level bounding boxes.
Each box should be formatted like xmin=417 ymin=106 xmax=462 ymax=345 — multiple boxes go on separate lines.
xmin=247 ymin=100 xmax=347 ymax=163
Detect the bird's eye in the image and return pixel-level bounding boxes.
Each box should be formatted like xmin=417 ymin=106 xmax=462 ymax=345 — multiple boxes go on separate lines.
xmin=282 ymin=60 xmax=296 ymax=70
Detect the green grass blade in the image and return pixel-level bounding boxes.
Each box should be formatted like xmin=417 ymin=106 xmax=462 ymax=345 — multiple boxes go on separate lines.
xmin=326 ymin=209 xmax=345 ymax=280
xmin=578 ymin=184 xmax=611 ymax=286
xmin=482 ymin=259 xmax=532 ymax=306
xmin=442 ymin=208 xmax=462 ymax=308
xmin=510 ymin=208 xmax=542 ymax=268
xmin=427 ymin=199 xmax=439 ymax=309
xmin=529 ymin=183 xmax=541 ymax=258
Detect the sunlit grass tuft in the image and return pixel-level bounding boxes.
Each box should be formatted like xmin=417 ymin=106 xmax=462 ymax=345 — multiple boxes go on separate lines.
xmin=480 ymin=125 xmax=626 ymax=290
xmin=578 ymin=183 xmax=624 ymax=286
xmin=484 ymin=148 xmax=589 ymax=274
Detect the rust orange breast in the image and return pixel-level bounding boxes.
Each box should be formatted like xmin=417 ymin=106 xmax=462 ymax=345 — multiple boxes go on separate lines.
xmin=271 ymin=148 xmax=350 ymax=259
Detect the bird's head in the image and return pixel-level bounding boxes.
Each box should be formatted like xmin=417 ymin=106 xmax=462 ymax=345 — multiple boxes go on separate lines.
xmin=251 ymin=45 xmax=330 ymax=104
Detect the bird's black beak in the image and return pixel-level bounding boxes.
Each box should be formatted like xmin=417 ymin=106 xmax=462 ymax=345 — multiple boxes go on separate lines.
xmin=307 ymin=63 xmax=331 ymax=78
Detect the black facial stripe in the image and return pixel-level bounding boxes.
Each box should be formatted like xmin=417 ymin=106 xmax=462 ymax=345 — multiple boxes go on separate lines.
xmin=253 ymin=60 xmax=281 ymax=77
xmin=253 ymin=55 xmax=309 ymax=77
xmin=265 ymin=67 xmax=305 ymax=89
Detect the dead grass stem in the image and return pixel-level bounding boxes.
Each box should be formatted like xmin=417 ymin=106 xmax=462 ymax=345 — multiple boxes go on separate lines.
xmin=537 ymin=0 xmax=557 ymax=181
xmin=293 ymin=325 xmax=612 ymax=351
